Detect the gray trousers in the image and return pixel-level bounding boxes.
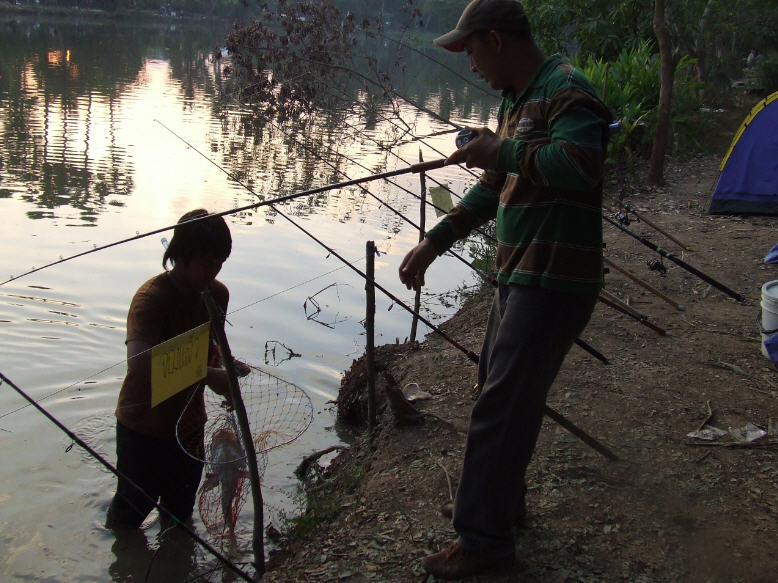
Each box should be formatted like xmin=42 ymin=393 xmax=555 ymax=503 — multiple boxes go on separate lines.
xmin=453 ymin=283 xmax=598 ymax=553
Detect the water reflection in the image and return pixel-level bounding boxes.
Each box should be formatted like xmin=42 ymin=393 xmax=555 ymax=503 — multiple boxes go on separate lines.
xmin=1 ymin=12 xmax=496 ymax=229
xmin=0 ymin=15 xmax=229 ymax=223
xmin=109 ymin=525 xmax=200 ymax=583
xmin=0 ymin=11 xmax=497 ymax=582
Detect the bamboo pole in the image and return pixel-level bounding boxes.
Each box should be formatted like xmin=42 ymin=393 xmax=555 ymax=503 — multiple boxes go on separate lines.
xmin=202 ymin=292 xmax=264 ymax=580
xmin=410 ymin=150 xmax=427 ymax=343
xmin=366 ymin=241 xmax=377 ymax=434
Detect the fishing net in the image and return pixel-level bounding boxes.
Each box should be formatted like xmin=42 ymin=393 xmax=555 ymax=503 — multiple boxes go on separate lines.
xmin=176 ymin=363 xmax=314 ymax=537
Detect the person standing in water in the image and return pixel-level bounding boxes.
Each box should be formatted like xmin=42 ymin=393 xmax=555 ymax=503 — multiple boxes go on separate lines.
xmin=107 ymin=209 xmax=234 ymax=529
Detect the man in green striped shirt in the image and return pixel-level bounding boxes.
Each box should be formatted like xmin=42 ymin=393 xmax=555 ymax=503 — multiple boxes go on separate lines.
xmin=398 ymin=0 xmax=612 ymax=579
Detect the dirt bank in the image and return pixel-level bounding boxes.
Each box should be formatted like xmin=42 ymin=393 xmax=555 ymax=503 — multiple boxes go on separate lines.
xmin=263 ymin=149 xmax=778 ymax=582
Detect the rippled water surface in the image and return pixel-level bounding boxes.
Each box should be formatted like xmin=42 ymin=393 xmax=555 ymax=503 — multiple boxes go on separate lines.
xmin=0 ymin=11 xmax=498 ymax=581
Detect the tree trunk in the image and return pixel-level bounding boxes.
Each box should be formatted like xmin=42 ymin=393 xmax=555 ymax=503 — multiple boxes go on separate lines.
xmin=694 ymin=0 xmax=714 ymax=90
xmin=648 ymin=0 xmax=674 ymax=186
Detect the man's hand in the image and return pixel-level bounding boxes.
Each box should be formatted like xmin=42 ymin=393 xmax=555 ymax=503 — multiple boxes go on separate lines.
xmin=446 ymin=127 xmax=502 ymax=169
xmin=399 ymin=238 xmax=438 ymax=291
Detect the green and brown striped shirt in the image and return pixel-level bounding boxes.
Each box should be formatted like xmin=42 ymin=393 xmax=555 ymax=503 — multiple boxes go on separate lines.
xmin=427 ymin=54 xmax=612 ymax=294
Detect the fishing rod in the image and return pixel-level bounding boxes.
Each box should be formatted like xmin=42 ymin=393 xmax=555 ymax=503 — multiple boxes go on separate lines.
xmin=281 ymin=103 xmax=642 ymax=349
xmin=160 ymin=125 xmax=618 ymax=461
xmin=348 ymin=165 xmax=609 ymax=363
xmin=208 ymin=97 xmax=609 ymax=366
xmin=619 ymin=202 xmax=691 ymax=252
xmin=275 ymin=122 xmax=610 ymax=364
xmin=0 ymin=142 xmax=446 ymax=287
xmin=598 ymin=289 xmax=669 ymax=337
xmin=602 ymin=214 xmax=744 ymax=302
xmin=0 ymin=371 xmax=256 ymax=583
xmin=603 ymin=257 xmax=685 ymax=311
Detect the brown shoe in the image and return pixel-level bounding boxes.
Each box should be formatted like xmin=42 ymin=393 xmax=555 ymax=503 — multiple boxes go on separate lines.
xmin=422 ymin=542 xmax=514 ymax=580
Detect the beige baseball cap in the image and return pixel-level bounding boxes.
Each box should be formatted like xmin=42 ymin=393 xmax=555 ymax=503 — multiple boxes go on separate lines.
xmin=433 ymin=0 xmax=530 ymax=52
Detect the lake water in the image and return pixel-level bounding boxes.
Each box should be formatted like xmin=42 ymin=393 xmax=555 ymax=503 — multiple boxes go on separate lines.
xmin=0 ymin=11 xmax=497 ymax=582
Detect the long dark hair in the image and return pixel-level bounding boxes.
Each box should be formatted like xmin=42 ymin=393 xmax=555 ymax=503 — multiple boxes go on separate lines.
xmin=163 ymin=209 xmax=232 ymax=269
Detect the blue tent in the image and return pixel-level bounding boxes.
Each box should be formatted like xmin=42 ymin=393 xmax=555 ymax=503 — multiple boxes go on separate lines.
xmin=709 ymin=91 xmax=778 ymax=215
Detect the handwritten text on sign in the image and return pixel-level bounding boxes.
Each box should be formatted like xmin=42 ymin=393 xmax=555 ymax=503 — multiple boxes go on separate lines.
xmin=151 ymin=322 xmax=210 ymax=407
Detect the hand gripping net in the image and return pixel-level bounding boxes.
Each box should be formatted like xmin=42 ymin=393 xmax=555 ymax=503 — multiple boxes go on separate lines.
xmin=176 ymin=363 xmax=313 ymax=536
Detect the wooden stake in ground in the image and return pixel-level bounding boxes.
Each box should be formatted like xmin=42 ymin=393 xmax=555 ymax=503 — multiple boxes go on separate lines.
xmin=366 ymin=240 xmax=377 ymax=433
xmin=410 ymin=149 xmax=427 ymax=343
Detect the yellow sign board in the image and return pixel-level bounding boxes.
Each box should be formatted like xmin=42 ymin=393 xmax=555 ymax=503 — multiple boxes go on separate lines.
xmin=151 ymin=322 xmax=210 ymax=407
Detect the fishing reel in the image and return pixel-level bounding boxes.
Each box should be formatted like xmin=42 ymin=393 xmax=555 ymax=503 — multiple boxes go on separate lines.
xmin=615 ymin=207 xmax=639 ymax=226
xmin=647 ymin=257 xmax=668 ymax=276
xmin=456 ymin=128 xmax=477 ymax=149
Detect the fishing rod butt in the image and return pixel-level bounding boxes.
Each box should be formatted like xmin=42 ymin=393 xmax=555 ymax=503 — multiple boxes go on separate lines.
xmin=411 ymin=158 xmax=447 ymax=173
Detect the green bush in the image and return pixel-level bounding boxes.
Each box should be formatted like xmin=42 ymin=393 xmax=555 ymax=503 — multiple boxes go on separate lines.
xmin=576 ymin=41 xmax=704 ymax=163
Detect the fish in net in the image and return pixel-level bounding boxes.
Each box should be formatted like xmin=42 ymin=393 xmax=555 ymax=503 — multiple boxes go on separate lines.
xmin=176 ymin=363 xmax=314 ymax=537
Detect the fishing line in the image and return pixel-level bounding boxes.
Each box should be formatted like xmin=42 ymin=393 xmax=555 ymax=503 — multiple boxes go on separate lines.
xmin=0 ymin=143 xmax=444 ymax=287
xmin=236 ymin=111 xmax=608 ymax=362
xmin=240 ymin=103 xmax=481 ymax=269
xmin=0 ymin=371 xmax=256 ymax=583
xmin=379 ymin=32 xmax=497 ymax=98
xmin=0 ymin=255 xmax=361 ymax=423
xmin=226 ymin=254 xmax=358 ymax=317
xmin=333 ymin=112 xmax=477 ymax=206
xmin=335 ymin=104 xmax=481 ymax=183
xmin=247 ymin=52 xmax=466 ymax=134
xmin=0 ymin=358 xmax=126 ymax=421
xmin=315 ymin=80 xmax=482 ymax=183
xmin=161 ymin=127 xmax=617 ymax=459
xmin=158 ymin=122 xmax=479 ymax=362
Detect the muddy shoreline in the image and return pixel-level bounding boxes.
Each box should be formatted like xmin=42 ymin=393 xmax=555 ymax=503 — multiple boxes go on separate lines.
xmin=263 ymin=151 xmax=778 ymax=582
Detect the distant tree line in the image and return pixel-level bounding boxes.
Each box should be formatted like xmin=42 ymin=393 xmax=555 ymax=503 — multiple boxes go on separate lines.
xmin=4 ymin=0 xmax=250 ymax=18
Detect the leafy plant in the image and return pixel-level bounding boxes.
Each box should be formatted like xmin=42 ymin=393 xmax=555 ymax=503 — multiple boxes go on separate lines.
xmin=577 ymin=41 xmax=704 ymax=164
xmin=281 ymin=457 xmax=366 ymax=538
